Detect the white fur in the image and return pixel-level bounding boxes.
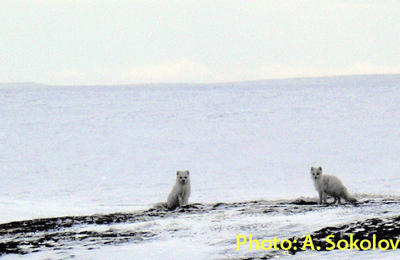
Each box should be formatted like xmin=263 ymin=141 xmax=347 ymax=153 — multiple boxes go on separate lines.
xmin=166 ymin=170 xmax=191 ymax=209
xmin=311 ymin=166 xmax=357 ymax=204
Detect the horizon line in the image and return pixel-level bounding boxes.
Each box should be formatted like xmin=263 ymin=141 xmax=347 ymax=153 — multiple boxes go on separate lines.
xmin=1 ymin=73 xmax=400 ymax=88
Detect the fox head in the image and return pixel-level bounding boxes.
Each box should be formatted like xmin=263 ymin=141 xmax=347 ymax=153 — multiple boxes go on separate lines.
xmin=311 ymin=166 xmax=323 ymax=180
xmin=176 ymin=170 xmax=190 ymax=184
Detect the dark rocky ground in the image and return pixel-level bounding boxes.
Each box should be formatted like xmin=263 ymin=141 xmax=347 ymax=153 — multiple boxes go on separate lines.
xmin=1 ymin=198 xmax=399 ymax=258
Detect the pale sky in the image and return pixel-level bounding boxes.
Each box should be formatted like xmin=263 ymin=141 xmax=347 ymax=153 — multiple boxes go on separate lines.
xmin=1 ymin=0 xmax=400 ymax=85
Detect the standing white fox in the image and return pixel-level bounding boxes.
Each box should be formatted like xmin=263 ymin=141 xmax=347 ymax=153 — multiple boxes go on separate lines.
xmin=311 ymin=166 xmax=357 ymax=204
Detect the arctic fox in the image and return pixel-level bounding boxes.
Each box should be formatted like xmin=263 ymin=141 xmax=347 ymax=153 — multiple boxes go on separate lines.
xmin=165 ymin=170 xmax=191 ymax=209
xmin=311 ymin=166 xmax=357 ymax=204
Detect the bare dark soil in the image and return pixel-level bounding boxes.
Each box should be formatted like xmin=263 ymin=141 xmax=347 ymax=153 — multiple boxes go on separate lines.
xmin=1 ymin=199 xmax=399 ymax=258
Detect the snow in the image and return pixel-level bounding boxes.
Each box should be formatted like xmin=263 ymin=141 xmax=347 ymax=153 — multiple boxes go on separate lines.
xmin=1 ymin=74 xmax=400 ymax=259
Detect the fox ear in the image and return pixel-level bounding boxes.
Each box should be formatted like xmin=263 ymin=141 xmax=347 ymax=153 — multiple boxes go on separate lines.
xmin=176 ymin=171 xmax=180 ymax=175
xmin=311 ymin=167 xmax=314 ymax=170
xmin=318 ymin=167 xmax=322 ymax=170
xmin=186 ymin=170 xmax=189 ymax=175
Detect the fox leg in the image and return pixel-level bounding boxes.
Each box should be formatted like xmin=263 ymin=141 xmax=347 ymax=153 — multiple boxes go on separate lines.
xmin=178 ymin=195 xmax=183 ymax=206
xmin=318 ymin=191 xmax=324 ymax=204
xmin=322 ymin=192 xmax=328 ymax=204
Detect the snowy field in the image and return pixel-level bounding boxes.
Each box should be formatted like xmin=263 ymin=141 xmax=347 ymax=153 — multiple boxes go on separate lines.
xmin=1 ymin=74 xmax=400 ymax=259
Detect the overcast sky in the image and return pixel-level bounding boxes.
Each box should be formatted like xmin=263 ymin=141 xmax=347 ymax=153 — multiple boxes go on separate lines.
xmin=1 ymin=0 xmax=400 ymax=85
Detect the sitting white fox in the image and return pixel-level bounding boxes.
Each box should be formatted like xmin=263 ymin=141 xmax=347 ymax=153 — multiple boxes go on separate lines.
xmin=311 ymin=166 xmax=357 ymax=204
xmin=154 ymin=170 xmax=191 ymax=210
xmin=166 ymin=170 xmax=191 ymax=209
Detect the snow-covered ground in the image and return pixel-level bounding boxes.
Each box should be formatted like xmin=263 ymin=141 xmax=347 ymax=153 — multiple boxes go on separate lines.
xmin=1 ymin=74 xmax=400 ymax=259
